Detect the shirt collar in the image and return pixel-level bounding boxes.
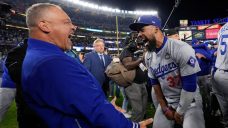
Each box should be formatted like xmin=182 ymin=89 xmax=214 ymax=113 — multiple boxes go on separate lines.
xmin=97 ymin=52 xmax=104 ymax=56
xmin=155 ymin=36 xmax=168 ymax=53
xmin=28 ymin=38 xmax=63 ymax=52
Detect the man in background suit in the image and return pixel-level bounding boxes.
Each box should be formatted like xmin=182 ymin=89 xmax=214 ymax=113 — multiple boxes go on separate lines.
xmin=83 ymin=38 xmax=112 ymax=96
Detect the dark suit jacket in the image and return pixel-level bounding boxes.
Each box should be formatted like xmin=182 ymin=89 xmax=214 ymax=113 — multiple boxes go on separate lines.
xmin=83 ymin=51 xmax=112 ymax=86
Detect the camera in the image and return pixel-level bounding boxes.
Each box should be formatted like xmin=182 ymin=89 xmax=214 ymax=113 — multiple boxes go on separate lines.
xmin=125 ymin=32 xmax=145 ymax=53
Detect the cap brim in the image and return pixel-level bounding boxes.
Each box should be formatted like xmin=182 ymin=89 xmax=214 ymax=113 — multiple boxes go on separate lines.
xmin=129 ymin=23 xmax=149 ymax=31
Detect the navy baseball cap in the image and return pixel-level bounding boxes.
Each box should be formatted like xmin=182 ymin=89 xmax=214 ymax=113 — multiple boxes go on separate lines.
xmin=129 ymin=15 xmax=162 ymax=31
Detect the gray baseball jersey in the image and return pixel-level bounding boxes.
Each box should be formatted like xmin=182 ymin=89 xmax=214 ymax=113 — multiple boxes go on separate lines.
xmin=215 ymin=22 xmax=228 ymax=70
xmin=145 ymin=37 xmax=205 ymax=128
xmin=213 ymin=22 xmax=228 ymax=127
xmin=145 ymin=37 xmax=201 ymax=106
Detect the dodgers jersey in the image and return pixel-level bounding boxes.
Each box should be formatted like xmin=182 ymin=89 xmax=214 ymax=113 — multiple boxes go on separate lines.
xmin=215 ymin=22 xmax=228 ymax=70
xmin=145 ymin=37 xmax=201 ymax=105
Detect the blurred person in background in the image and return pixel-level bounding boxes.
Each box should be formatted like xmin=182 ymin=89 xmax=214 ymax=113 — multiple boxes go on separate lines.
xmin=83 ymin=39 xmax=112 ymax=96
xmin=213 ymin=22 xmax=228 ymax=128
xmin=165 ymin=29 xmax=180 ymax=40
xmin=119 ymin=31 xmax=148 ymax=122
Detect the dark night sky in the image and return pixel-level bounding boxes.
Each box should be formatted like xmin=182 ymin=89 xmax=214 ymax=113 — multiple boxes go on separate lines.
xmin=86 ymin=0 xmax=228 ymax=28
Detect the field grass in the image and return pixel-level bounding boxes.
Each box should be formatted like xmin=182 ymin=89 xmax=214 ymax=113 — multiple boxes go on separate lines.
xmin=0 ymin=102 xmax=18 ymax=128
xmin=0 ymin=96 xmax=155 ymax=128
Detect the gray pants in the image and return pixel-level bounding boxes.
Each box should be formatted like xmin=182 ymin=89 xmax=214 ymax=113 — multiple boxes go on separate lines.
xmin=153 ymin=101 xmax=205 ymax=128
xmin=197 ymin=75 xmax=212 ymax=111
xmin=213 ymin=69 xmax=228 ymax=128
xmin=125 ymin=82 xmax=148 ymax=122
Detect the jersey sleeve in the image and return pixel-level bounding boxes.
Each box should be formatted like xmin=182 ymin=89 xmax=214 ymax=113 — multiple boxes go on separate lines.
xmin=174 ymin=45 xmax=201 ymax=76
xmin=173 ymin=44 xmax=200 ymax=115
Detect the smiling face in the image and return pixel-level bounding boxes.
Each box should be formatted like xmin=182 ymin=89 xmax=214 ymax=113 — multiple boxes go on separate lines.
xmin=138 ymin=25 xmax=158 ymax=51
xmin=93 ymin=39 xmax=105 ymax=53
xmin=26 ymin=4 xmax=77 ymax=51
xmin=94 ymin=41 xmax=105 ymax=53
xmin=138 ymin=25 xmax=157 ymax=42
xmin=44 ymin=7 xmax=76 ymax=51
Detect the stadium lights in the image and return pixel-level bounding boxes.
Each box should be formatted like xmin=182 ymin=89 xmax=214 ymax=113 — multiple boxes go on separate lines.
xmin=134 ymin=10 xmax=157 ymax=15
xmin=5 ymin=24 xmax=129 ymax=36
xmin=76 ymin=35 xmax=86 ymax=38
xmin=6 ymin=24 xmax=28 ymax=30
xmin=72 ymin=46 xmax=123 ymax=51
xmin=105 ymin=41 xmax=121 ymax=44
xmin=86 ymin=28 xmax=103 ymax=32
xmin=65 ymin=0 xmax=157 ymax=15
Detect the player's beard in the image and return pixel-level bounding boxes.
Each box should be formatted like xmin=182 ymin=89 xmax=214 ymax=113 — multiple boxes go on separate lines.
xmin=147 ymin=38 xmax=156 ymax=52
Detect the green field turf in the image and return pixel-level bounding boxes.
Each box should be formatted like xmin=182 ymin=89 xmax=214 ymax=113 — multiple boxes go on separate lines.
xmin=0 ymin=102 xmax=18 ymax=128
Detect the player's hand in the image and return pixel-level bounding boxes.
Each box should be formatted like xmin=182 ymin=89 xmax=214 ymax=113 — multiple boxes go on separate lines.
xmin=214 ymin=51 xmax=217 ymax=56
xmin=163 ymin=106 xmax=175 ymax=120
xmin=111 ymin=96 xmax=126 ymax=113
xmin=174 ymin=112 xmax=183 ymax=124
xmin=195 ymin=53 xmax=206 ymax=59
xmin=139 ymin=118 xmax=153 ymax=128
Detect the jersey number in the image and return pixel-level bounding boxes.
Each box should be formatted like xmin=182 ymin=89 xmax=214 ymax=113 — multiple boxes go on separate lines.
xmin=220 ymin=35 xmax=228 ymax=55
xmin=167 ymin=75 xmax=180 ymax=87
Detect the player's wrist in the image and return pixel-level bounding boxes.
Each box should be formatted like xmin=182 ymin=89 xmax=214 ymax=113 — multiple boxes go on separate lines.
xmin=176 ymin=107 xmax=184 ymax=115
xmin=162 ymin=106 xmax=169 ymax=114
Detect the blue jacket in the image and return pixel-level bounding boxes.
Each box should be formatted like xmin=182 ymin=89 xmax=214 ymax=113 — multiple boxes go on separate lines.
xmin=22 ymin=38 xmax=137 ymax=128
xmin=192 ymin=44 xmax=212 ymax=76
xmin=209 ymin=48 xmax=217 ymax=67
xmin=1 ymin=63 xmax=16 ymax=88
xmin=83 ymin=51 xmax=112 ymax=85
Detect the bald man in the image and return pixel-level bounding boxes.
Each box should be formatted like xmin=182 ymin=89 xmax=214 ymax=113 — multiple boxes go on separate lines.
xmin=21 ymin=3 xmax=152 ymax=128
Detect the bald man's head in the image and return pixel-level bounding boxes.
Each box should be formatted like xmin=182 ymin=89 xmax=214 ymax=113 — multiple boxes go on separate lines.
xmin=26 ymin=3 xmax=61 ymax=28
xmin=25 ymin=3 xmax=76 ymax=51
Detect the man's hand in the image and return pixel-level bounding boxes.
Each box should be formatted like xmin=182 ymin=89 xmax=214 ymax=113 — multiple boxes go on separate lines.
xmin=111 ymin=96 xmax=126 ymax=113
xmin=139 ymin=118 xmax=153 ymax=128
xmin=195 ymin=53 xmax=206 ymax=59
xmin=214 ymin=51 xmax=217 ymax=57
xmin=174 ymin=112 xmax=183 ymax=125
xmin=163 ymin=107 xmax=175 ymax=120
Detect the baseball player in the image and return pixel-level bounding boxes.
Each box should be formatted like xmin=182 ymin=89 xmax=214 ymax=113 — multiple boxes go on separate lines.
xmin=213 ymin=22 xmax=228 ymax=128
xmin=144 ymin=28 xmax=181 ymax=110
xmin=130 ymin=15 xmax=205 ymax=128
